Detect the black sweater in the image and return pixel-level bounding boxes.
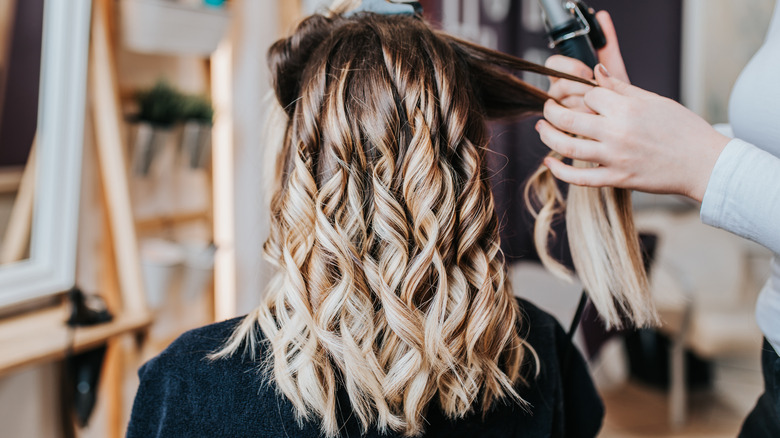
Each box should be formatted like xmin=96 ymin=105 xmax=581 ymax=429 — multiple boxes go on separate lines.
xmin=127 ymin=299 xmax=603 ymax=437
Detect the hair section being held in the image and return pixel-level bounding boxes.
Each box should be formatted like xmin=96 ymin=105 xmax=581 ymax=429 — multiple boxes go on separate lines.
xmin=525 ymin=158 xmax=658 ymax=328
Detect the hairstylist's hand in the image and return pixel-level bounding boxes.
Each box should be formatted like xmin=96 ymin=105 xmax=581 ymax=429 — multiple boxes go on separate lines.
xmin=537 ymin=65 xmax=731 ymax=202
xmin=546 ymin=11 xmax=629 ymax=113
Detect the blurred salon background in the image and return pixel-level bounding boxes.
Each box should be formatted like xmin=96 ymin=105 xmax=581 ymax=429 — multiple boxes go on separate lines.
xmin=0 ymin=0 xmax=773 ymax=436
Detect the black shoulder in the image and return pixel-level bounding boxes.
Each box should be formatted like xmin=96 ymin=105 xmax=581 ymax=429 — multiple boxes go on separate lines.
xmin=157 ymin=316 xmax=245 ymax=357
xmin=515 ymin=297 xmax=566 ymax=342
xmin=514 ymin=296 xmax=604 ymax=438
xmin=138 ymin=317 xmax=262 ymax=390
xmin=128 ymin=317 xmax=279 ymax=437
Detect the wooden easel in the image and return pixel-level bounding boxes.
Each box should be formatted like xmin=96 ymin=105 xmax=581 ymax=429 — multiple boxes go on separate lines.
xmin=90 ymin=0 xmax=146 ymax=316
xmin=88 ymin=0 xmax=153 ymax=436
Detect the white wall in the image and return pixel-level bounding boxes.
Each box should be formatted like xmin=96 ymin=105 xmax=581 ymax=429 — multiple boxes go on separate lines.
xmin=229 ymin=0 xmax=278 ymax=315
xmin=682 ymin=0 xmax=775 ymax=123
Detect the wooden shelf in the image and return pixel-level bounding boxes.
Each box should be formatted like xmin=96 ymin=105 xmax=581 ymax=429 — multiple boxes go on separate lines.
xmin=134 ymin=209 xmax=210 ymax=232
xmin=0 ymin=304 xmax=152 ymax=378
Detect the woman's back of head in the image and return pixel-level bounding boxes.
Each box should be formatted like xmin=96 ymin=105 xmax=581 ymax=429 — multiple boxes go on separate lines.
xmin=262 ymin=12 xmax=535 ymax=436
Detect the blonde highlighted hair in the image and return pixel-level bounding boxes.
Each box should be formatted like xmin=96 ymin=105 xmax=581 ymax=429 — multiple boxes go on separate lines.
xmin=213 ymin=3 xmax=656 ymax=437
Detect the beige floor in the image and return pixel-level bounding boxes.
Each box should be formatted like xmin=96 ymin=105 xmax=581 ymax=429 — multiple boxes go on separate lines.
xmin=600 ymin=382 xmax=754 ymax=438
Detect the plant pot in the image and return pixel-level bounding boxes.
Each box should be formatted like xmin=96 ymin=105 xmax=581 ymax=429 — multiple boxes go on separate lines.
xmin=140 ymin=238 xmax=184 ymax=310
xmin=180 ymin=121 xmax=212 ymax=169
xmin=120 ymin=0 xmax=230 ymax=56
xmin=130 ymin=122 xmax=176 ymax=176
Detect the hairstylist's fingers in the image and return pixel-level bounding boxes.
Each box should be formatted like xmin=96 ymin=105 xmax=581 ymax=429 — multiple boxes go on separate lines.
xmin=560 ymin=96 xmax=596 ymax=114
xmin=582 ymin=86 xmax=624 ymax=116
xmin=594 ymin=11 xmax=630 ymax=83
xmin=548 ymin=79 xmax=595 ymax=105
xmin=545 ymin=55 xmax=593 ymax=82
xmin=536 ymin=120 xmax=604 ymax=162
xmin=543 ymin=156 xmax=613 ymax=187
xmin=543 ymin=99 xmax=604 ymax=140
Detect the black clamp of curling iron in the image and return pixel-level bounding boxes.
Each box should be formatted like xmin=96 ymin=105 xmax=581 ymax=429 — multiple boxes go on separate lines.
xmin=538 ymin=0 xmax=607 ymax=69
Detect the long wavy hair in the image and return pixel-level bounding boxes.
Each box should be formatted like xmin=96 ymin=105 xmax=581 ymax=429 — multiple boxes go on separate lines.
xmin=213 ymin=3 xmax=656 ymax=437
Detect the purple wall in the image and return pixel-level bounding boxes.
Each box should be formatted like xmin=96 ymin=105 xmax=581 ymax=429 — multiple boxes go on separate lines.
xmin=0 ymin=0 xmax=44 ymax=167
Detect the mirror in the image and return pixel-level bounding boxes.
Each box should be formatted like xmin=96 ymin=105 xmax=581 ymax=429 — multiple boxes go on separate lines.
xmin=0 ymin=0 xmax=92 ymax=308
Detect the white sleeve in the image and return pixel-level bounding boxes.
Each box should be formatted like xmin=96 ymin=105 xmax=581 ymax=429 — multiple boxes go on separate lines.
xmin=701 ymin=138 xmax=780 ymax=355
xmin=700 ymin=138 xmax=780 ymax=254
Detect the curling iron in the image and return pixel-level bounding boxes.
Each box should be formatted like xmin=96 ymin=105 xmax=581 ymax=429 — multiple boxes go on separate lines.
xmin=537 ymin=0 xmax=607 ymax=68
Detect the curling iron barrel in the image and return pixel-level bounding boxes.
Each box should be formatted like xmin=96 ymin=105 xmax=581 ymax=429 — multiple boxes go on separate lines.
xmin=537 ymin=0 xmax=606 ymax=69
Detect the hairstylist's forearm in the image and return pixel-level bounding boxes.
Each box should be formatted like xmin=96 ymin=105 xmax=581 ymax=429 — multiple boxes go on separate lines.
xmin=686 ymin=134 xmax=732 ymax=203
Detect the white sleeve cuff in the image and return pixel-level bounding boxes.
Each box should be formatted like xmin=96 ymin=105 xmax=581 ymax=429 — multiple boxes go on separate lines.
xmin=700 ymin=139 xmax=745 ymax=229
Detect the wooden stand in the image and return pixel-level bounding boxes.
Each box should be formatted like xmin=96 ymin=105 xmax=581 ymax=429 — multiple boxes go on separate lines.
xmin=91 ymin=0 xmax=147 ymax=316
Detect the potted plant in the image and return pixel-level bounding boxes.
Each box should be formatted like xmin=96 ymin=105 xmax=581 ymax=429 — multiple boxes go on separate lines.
xmin=130 ymin=80 xmax=183 ymax=175
xmin=179 ymin=94 xmax=214 ymax=169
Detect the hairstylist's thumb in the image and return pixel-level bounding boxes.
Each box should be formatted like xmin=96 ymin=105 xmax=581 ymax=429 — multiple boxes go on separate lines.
xmin=595 ymin=11 xmax=630 ymax=84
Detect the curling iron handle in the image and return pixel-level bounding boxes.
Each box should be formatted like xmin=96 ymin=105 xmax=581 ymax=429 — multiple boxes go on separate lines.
xmin=557 ymin=34 xmax=598 ymax=69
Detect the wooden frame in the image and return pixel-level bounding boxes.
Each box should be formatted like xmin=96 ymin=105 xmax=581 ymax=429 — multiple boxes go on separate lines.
xmin=0 ymin=0 xmax=92 ymax=308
